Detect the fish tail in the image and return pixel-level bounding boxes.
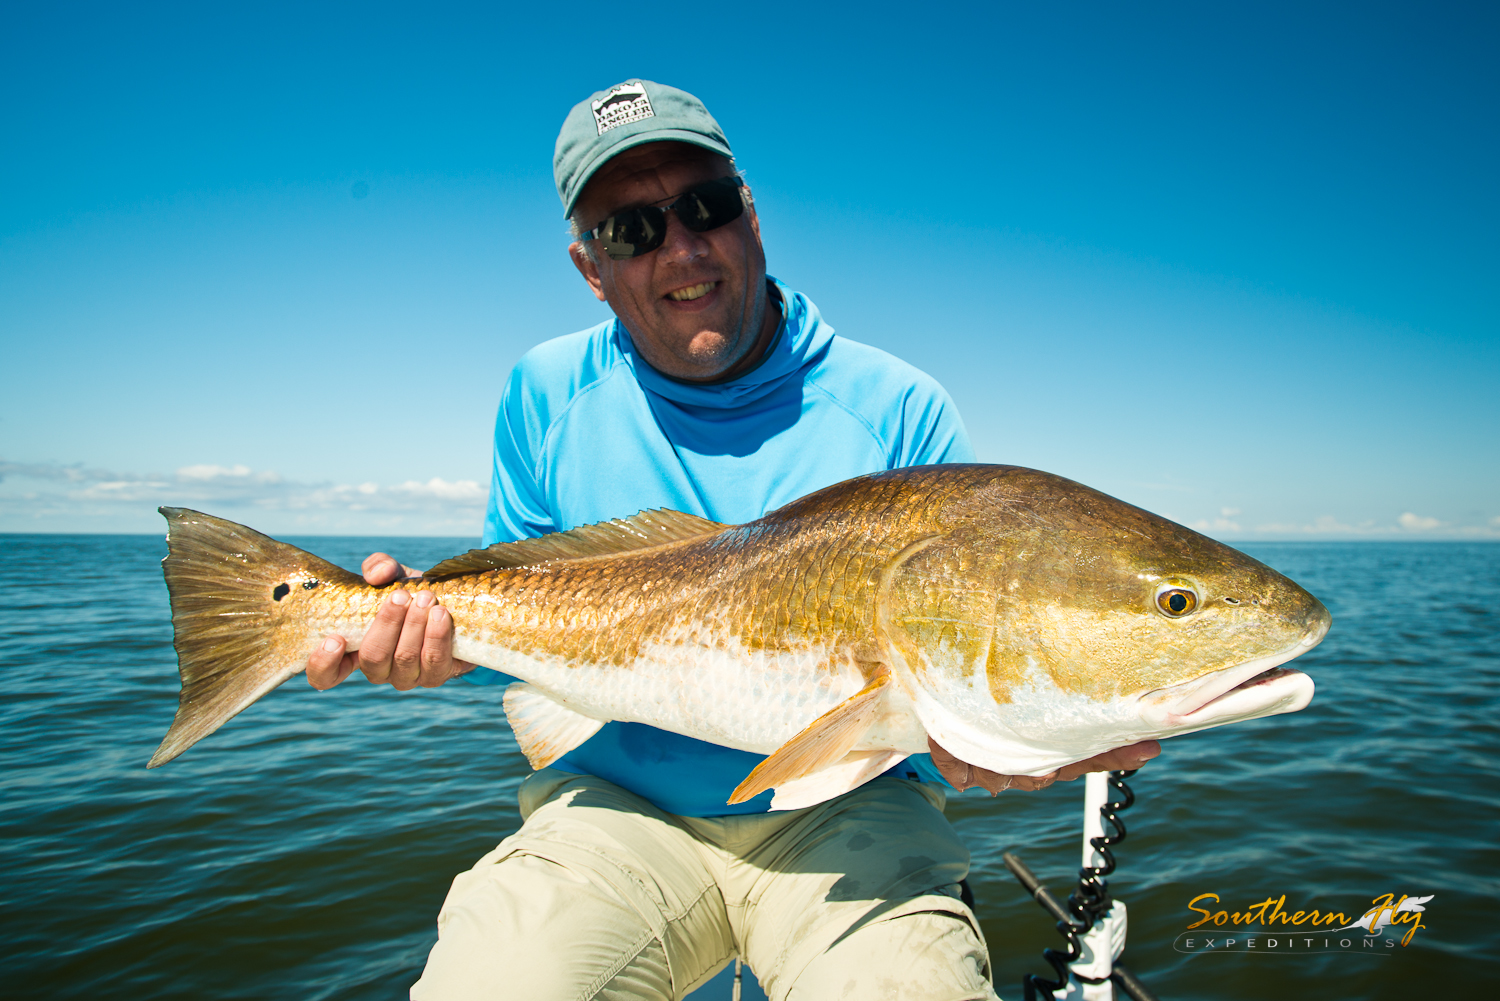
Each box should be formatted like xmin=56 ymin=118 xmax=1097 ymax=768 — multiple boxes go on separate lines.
xmin=149 ymin=507 xmax=363 ymax=768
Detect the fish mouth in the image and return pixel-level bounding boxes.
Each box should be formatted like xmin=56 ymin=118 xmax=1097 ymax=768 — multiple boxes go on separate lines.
xmin=1172 ymin=665 xmax=1315 ymax=728
xmin=1139 ymin=619 xmax=1328 ymax=729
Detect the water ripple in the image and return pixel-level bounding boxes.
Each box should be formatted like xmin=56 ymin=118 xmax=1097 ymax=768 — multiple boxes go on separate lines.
xmin=1 ymin=536 xmax=1494 ymax=999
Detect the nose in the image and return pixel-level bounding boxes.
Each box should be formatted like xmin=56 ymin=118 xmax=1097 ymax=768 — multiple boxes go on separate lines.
xmin=655 ymin=207 xmax=711 ymax=263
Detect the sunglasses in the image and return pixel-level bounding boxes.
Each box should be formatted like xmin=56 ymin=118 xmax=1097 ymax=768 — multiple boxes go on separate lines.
xmin=578 ymin=176 xmax=746 ymax=260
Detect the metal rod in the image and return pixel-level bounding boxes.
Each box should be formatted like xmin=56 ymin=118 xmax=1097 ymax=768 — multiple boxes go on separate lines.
xmin=1111 ymin=964 xmax=1161 ymax=1001
xmin=1003 ymin=851 xmax=1080 ymax=929
xmin=1003 ymin=849 xmax=1083 ymax=1000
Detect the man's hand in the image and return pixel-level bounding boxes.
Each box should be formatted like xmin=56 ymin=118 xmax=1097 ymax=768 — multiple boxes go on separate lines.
xmin=927 ymin=737 xmax=1160 ymax=795
xmin=306 ymin=552 xmax=475 ymax=692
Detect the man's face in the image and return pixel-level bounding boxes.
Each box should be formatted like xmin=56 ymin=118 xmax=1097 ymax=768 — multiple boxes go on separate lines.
xmin=569 ymin=143 xmax=771 ymax=382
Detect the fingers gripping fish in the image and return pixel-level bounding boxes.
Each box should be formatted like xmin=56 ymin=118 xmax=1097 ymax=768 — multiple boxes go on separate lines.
xmin=150 ymin=465 xmax=1330 ymax=810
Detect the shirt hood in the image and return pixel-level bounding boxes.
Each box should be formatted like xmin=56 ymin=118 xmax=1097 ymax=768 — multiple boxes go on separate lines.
xmin=613 ymin=277 xmax=834 ymax=410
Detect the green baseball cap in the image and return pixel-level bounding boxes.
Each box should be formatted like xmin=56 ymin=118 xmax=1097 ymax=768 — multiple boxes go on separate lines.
xmin=554 ymin=79 xmax=734 ymax=218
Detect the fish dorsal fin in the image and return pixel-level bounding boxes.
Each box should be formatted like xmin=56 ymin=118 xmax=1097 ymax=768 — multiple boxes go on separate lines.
xmin=502 ymin=683 xmax=608 ymax=770
xmin=728 ymin=674 xmax=892 ymax=805
xmin=423 ymin=509 xmax=726 ymax=579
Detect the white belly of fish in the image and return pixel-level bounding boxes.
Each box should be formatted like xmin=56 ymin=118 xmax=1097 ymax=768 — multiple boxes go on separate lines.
xmin=326 ymin=614 xmax=931 ymax=808
xmin=455 ymin=628 xmax=871 ymax=755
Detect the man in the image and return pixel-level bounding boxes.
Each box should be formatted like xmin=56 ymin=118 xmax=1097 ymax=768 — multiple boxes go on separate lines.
xmin=307 ymin=80 xmax=1157 ymax=1000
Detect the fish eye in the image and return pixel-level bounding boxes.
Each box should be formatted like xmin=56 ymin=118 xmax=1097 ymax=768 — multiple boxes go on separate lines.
xmin=1154 ymin=582 xmax=1199 ymax=617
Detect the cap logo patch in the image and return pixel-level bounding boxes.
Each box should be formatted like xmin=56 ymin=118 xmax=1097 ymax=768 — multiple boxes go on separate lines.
xmin=592 ymin=82 xmax=654 ymax=136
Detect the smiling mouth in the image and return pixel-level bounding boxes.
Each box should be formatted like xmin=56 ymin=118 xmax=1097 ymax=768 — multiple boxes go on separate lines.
xmin=667 ymin=281 xmax=717 ymax=302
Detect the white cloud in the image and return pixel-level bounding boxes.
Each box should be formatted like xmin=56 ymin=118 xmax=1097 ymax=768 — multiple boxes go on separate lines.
xmin=1252 ymin=515 xmax=1397 ymax=535
xmin=1241 ymin=513 xmax=1500 ymax=538
xmin=177 ymin=463 xmax=252 ymax=480
xmin=393 ymin=477 xmax=487 ymax=501
xmin=7 ymin=459 xmax=1497 ymax=541
xmin=0 ymin=459 xmax=487 ymax=534
xmin=1310 ymin=515 xmax=1375 ymax=534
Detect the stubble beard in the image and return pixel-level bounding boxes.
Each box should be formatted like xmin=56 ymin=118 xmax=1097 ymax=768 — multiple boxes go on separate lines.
xmin=658 ymin=277 xmax=768 ymax=381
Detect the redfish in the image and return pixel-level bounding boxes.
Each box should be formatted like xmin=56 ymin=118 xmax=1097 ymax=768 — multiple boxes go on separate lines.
xmin=151 ymin=465 xmax=1329 ymax=809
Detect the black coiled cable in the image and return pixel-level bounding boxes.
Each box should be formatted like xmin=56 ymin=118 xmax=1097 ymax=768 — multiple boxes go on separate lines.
xmin=1004 ymin=769 xmax=1157 ymax=1001
xmin=1070 ymin=768 xmax=1136 ymax=928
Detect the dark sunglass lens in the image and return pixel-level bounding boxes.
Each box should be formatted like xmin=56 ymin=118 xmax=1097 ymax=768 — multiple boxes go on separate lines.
xmin=601 ymin=206 xmax=667 ymax=259
xmin=594 ymin=180 xmax=742 ymax=258
xmin=675 ymin=179 xmax=744 ymax=233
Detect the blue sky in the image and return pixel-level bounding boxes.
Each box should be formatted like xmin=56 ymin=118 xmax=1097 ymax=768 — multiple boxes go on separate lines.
xmin=2 ymin=1 xmax=1495 ymax=538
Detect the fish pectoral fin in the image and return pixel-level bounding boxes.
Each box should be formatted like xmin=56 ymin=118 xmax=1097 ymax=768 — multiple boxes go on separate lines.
xmin=768 ymin=750 xmax=909 ymax=811
xmin=728 ymin=674 xmax=891 ymax=805
xmin=502 ymin=683 xmax=607 ymax=770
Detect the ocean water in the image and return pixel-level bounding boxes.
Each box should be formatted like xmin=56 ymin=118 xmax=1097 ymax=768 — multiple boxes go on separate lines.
xmin=1 ymin=535 xmax=1495 ymax=1000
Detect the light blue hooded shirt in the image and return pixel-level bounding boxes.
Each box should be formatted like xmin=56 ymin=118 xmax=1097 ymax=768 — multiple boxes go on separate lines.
xmin=468 ymin=279 xmax=970 ymax=815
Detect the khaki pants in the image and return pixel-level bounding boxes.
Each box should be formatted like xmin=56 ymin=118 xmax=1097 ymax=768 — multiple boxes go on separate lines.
xmin=411 ymin=769 xmax=998 ymax=1001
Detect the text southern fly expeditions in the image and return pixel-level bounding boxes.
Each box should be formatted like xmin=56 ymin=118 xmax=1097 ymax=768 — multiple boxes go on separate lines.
xmin=1174 ymin=891 xmax=1434 ymax=954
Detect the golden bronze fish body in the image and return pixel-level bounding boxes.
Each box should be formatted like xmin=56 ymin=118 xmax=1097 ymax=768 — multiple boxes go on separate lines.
xmin=152 ymin=465 xmax=1329 ymax=809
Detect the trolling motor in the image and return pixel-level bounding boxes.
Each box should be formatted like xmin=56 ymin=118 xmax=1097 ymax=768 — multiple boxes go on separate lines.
xmin=1003 ymin=770 xmax=1161 ymax=1001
